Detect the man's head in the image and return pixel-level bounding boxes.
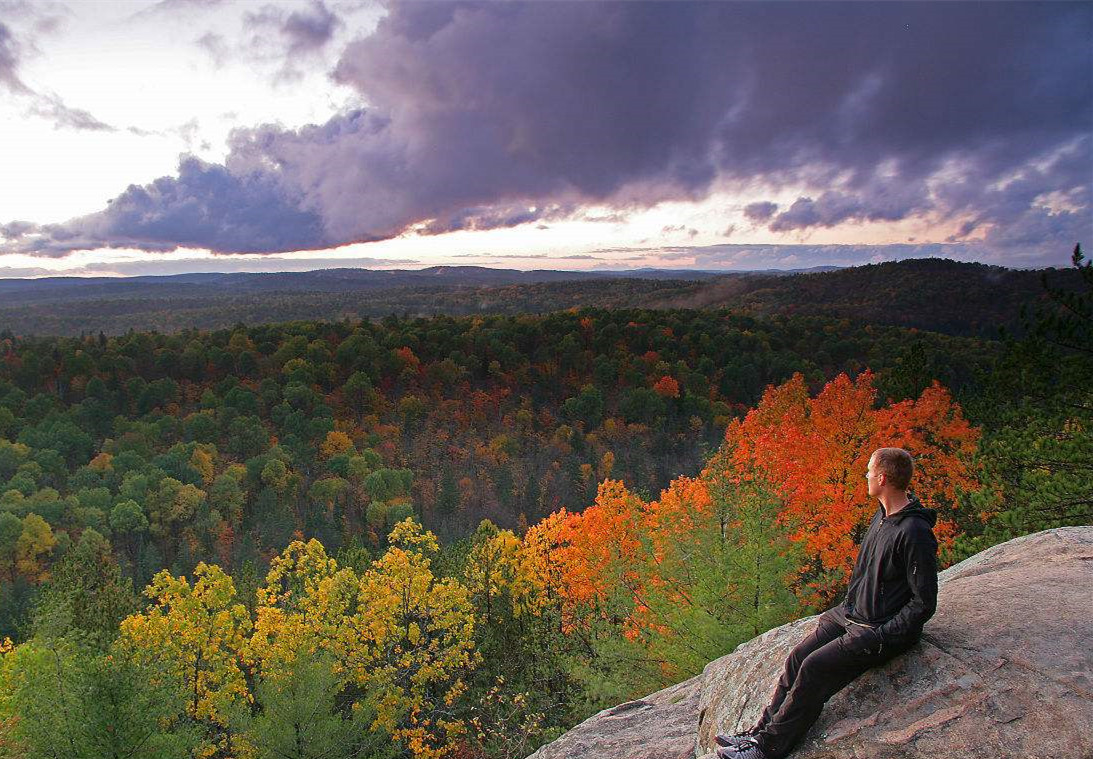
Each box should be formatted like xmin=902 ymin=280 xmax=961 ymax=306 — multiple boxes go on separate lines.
xmin=867 ymin=447 xmax=914 ymax=497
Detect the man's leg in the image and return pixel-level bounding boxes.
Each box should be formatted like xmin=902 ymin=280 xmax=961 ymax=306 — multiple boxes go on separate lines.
xmin=747 ymin=610 xmax=847 ymax=734
xmin=752 ymin=628 xmax=895 ymax=759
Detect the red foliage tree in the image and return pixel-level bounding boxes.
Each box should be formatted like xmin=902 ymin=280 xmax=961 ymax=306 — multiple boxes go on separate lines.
xmin=718 ymin=371 xmax=980 ymax=598
xmin=652 ymin=376 xmax=680 ymax=398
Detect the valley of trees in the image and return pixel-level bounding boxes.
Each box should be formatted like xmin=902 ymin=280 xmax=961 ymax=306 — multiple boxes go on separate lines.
xmin=0 ymin=249 xmax=1087 ymax=758
xmin=0 ymin=258 xmax=1082 ymax=338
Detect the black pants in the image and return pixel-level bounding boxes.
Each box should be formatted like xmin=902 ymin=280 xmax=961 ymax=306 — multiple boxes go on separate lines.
xmin=750 ymin=607 xmax=906 ymax=759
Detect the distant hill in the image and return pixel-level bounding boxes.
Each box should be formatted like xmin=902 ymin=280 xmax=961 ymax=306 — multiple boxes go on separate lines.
xmin=648 ymin=258 xmax=1083 ymax=338
xmin=0 ymin=259 xmax=1077 ymax=337
xmin=0 ymin=265 xmax=735 ymax=303
xmin=0 ymin=266 xmax=780 ymax=336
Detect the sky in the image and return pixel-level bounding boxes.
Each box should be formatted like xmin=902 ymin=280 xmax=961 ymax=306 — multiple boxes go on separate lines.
xmin=0 ymin=0 xmax=1090 ymax=278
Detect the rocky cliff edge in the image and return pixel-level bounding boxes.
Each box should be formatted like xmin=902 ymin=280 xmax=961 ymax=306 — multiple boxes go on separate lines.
xmin=527 ymin=526 xmax=1093 ymax=759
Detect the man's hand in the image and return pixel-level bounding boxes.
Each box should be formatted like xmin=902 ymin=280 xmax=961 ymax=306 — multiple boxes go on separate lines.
xmin=844 ymin=626 xmax=883 ymax=656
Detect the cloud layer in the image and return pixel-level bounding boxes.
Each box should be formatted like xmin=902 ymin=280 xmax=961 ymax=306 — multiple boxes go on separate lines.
xmin=3 ymin=1 xmax=1090 ymax=261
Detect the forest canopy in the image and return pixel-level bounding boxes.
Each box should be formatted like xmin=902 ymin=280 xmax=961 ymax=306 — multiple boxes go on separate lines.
xmin=0 ymin=248 xmax=1087 ymax=758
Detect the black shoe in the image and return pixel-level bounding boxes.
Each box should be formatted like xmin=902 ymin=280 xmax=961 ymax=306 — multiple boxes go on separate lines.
xmin=714 ymin=731 xmax=756 ymax=749
xmin=715 ymin=741 xmax=768 ymax=759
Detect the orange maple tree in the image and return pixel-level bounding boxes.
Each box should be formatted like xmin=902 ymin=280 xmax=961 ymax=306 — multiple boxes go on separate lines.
xmin=552 ymin=479 xmax=645 ymax=611
xmin=717 ymin=371 xmax=980 ymax=598
xmin=524 ymin=370 xmax=981 ymax=672
xmin=652 ymin=376 xmax=681 ymax=398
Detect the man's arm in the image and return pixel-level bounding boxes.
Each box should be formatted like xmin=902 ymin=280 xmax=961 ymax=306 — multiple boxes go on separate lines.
xmin=874 ymin=532 xmax=938 ymax=644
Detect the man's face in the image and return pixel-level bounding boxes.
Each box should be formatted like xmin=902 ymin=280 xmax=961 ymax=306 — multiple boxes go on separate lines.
xmin=866 ymin=454 xmax=881 ymax=498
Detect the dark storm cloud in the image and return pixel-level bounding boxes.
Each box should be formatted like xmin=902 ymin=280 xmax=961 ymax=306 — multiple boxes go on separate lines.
xmin=768 ymin=180 xmax=927 ymax=232
xmin=0 ymin=221 xmax=35 ymax=238
xmin=5 ymin=156 xmax=327 ymax=256
xmin=5 ymin=1 xmax=1090 ymax=261
xmin=743 ymin=202 xmax=778 ymax=223
xmin=938 ymin=135 xmax=1092 ymax=252
xmin=419 ymin=202 xmax=579 ymax=235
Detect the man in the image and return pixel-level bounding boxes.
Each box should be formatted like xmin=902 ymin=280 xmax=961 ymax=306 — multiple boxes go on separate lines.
xmin=716 ymin=447 xmax=939 ymax=759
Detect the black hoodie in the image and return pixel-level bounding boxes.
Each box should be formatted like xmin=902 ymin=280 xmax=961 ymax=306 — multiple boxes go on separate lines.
xmin=842 ymin=493 xmax=939 ymax=647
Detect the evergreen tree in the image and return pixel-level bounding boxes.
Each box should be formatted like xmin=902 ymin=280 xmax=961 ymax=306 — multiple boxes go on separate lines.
xmin=31 ymin=529 xmax=136 ymax=649
xmin=238 ymin=651 xmax=390 ymax=759
xmin=959 ymin=244 xmax=1093 ymax=555
xmin=0 ymin=638 xmax=197 ymax=759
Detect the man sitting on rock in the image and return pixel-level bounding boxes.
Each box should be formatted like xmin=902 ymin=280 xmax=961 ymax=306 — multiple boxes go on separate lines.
xmin=716 ymin=447 xmax=939 ymax=759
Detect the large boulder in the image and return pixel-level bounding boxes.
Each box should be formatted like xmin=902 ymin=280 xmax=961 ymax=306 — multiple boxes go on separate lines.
xmin=526 ymin=526 xmax=1093 ymax=759
xmin=527 ymin=674 xmax=702 ymax=759
xmin=697 ymin=526 xmax=1093 ymax=758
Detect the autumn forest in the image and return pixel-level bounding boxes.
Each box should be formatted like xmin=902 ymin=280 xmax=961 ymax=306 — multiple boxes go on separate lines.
xmin=0 ymin=253 xmax=1088 ymax=759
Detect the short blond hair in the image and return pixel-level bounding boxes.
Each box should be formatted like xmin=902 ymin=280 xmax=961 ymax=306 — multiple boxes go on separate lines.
xmin=872 ymin=447 xmax=914 ymax=490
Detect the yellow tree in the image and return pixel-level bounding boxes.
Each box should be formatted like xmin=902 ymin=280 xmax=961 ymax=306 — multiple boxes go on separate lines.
xmin=463 ymin=521 xmax=521 ymax=628
xmin=464 ymin=520 xmax=574 ymax=758
xmin=15 ymin=514 xmax=56 ymax=582
xmin=247 ymin=539 xmax=359 ymax=682
xmin=513 ymin=509 xmax=570 ymax=622
xmin=191 ymin=446 xmax=216 ymax=486
xmin=339 ymin=519 xmax=478 ymax=759
xmin=117 ymin=563 xmax=251 ymax=755
xmin=320 ymin=430 xmax=355 ymax=460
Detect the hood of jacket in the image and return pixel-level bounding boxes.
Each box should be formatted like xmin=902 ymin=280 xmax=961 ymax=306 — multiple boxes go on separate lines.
xmin=887 ymin=493 xmax=937 ymax=528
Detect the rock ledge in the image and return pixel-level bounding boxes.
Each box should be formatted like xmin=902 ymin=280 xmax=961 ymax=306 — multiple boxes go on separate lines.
xmin=528 ymin=527 xmax=1093 ymax=759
